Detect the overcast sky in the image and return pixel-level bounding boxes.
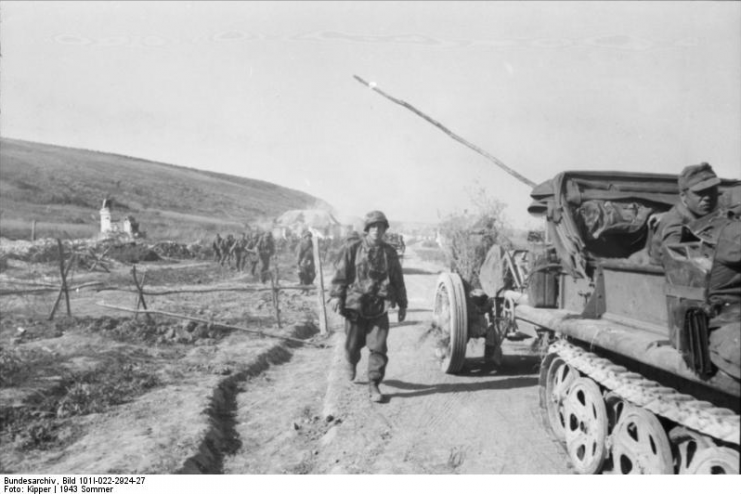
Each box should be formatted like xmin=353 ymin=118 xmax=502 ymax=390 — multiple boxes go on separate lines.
xmin=1 ymin=1 xmax=739 ymax=228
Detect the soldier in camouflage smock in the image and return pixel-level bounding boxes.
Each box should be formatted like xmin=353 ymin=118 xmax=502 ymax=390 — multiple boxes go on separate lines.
xmin=212 ymin=234 xmax=224 ymax=264
xmin=231 ymin=233 xmax=249 ymax=272
xmin=220 ymin=234 xmax=235 ymax=267
xmin=329 ymin=210 xmax=407 ymax=403
xmin=296 ymin=230 xmax=316 ymax=286
xmin=256 ymin=231 xmax=276 ymax=283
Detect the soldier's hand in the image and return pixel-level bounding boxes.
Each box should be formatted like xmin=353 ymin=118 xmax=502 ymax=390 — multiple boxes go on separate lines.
xmin=648 ymin=212 xmax=667 ymax=230
xmin=398 ymin=307 xmax=406 ymax=323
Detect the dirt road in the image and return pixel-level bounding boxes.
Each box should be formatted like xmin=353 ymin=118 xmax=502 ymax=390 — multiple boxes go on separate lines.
xmin=222 ymin=247 xmax=573 ymax=474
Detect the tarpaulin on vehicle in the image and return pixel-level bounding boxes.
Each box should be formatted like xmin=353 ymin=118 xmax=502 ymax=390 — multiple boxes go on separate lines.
xmin=528 ymin=170 xmax=740 ymax=278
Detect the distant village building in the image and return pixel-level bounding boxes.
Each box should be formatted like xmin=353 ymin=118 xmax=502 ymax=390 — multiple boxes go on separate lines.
xmin=99 ymin=198 xmax=142 ymax=238
xmin=274 ymin=209 xmax=342 ymax=239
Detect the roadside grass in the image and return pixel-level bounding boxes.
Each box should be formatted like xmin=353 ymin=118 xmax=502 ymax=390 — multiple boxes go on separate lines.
xmin=1 ymin=346 xmax=160 ymax=450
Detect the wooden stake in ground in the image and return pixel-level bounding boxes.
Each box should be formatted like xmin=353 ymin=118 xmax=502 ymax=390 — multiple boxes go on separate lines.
xmin=88 ymin=246 xmax=112 ymax=273
xmin=312 ymin=234 xmax=329 ymax=335
xmin=270 ymin=260 xmax=282 ymax=329
xmin=49 ymin=240 xmax=74 ymax=320
xmin=31 ymin=220 xmax=37 ymax=242
xmin=131 ymin=265 xmax=151 ymax=322
xmin=353 ymin=75 xmax=537 ymax=188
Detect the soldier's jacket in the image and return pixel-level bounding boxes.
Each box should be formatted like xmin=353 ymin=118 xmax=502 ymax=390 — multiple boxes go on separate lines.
xmin=649 ymin=202 xmax=698 ymax=264
xmin=297 ymin=237 xmax=314 ymax=266
xmin=221 ymin=237 xmax=235 ymax=253
xmin=231 ymin=237 xmax=248 ymax=254
xmin=330 ymin=237 xmax=407 ymax=319
xmin=212 ymin=236 xmax=222 ymax=251
xmin=257 ymin=234 xmax=275 ymax=257
xmin=688 ymin=213 xmax=741 ymax=303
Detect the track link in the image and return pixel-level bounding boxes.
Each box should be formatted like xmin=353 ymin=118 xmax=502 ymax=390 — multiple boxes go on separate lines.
xmin=550 ymin=339 xmax=740 ymax=446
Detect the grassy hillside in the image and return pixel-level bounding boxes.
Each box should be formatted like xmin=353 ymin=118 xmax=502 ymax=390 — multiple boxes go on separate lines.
xmin=0 ymin=138 xmax=329 ymax=242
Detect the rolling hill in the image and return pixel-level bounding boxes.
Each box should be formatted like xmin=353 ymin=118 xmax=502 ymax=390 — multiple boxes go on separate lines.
xmin=0 ymin=138 xmax=331 ymax=241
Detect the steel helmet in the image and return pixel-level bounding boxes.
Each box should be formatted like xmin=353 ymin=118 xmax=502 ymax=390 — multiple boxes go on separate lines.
xmin=364 ymin=210 xmax=389 ymax=231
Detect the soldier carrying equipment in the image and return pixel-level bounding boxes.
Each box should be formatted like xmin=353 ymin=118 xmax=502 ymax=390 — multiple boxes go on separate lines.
xmin=256 ymin=231 xmax=276 ymax=283
xmin=231 ymin=233 xmax=249 ymax=272
xmin=296 ymin=230 xmax=316 ymax=286
xmin=212 ymin=233 xmax=223 ymax=264
xmin=329 ymin=210 xmax=408 ymax=403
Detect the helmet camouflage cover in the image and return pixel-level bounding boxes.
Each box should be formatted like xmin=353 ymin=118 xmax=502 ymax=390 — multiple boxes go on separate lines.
xmin=364 ymin=210 xmax=390 ymax=231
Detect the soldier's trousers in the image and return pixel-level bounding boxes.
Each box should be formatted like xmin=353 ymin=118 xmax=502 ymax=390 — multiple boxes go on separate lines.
xmin=234 ymin=252 xmax=244 ymax=271
xmin=344 ymin=313 xmax=389 ymax=384
xmin=259 ymin=254 xmax=271 ymax=283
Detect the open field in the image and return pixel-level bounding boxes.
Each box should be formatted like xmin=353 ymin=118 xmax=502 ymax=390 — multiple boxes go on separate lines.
xmin=0 ymin=235 xmax=325 ymax=473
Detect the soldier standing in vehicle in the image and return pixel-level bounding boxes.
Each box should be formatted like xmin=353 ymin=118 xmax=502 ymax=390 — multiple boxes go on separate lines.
xmin=296 ymin=230 xmax=316 ymax=286
xmin=256 ymin=231 xmax=276 ymax=283
xmin=328 ymin=210 xmax=408 ymax=403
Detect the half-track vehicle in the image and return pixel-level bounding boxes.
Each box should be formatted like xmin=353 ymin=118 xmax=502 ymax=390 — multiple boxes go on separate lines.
xmin=432 ymin=170 xmax=740 ymax=474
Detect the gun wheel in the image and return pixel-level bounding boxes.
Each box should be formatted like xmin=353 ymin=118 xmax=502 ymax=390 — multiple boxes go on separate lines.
xmin=540 ymin=354 xmax=580 ymax=443
xmin=432 ymin=272 xmax=468 ymax=374
xmin=563 ymin=377 xmax=608 ymax=474
xmin=610 ymin=405 xmax=673 ymax=474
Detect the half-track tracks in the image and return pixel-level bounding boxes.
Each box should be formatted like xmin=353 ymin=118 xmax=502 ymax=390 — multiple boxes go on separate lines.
xmin=550 ymin=339 xmax=740 ymax=446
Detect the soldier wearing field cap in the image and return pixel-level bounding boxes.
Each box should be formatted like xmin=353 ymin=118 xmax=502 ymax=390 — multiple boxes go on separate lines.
xmin=649 ymin=162 xmax=721 ymax=264
xmin=328 ymin=210 xmax=408 ymax=403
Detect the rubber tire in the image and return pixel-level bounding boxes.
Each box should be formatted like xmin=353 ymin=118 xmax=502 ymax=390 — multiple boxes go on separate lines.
xmin=435 ymin=272 xmax=469 ymax=374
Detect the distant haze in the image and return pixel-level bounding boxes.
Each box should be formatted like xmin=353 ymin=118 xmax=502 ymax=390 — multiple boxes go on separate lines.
xmin=1 ymin=1 xmax=739 ymax=228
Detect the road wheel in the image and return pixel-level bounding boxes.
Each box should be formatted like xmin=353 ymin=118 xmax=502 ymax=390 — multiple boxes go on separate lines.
xmin=563 ymin=377 xmax=608 ymax=474
xmin=539 ymin=353 xmax=580 ymax=443
xmin=669 ymin=426 xmax=714 ymax=474
xmin=682 ymin=446 xmax=740 ymax=474
xmin=432 ymin=272 xmax=468 ymax=374
xmin=609 ymin=405 xmax=673 ymax=474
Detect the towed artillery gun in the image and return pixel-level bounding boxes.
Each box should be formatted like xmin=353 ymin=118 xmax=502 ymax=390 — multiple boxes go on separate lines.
xmin=354 ymin=75 xmax=740 ymax=474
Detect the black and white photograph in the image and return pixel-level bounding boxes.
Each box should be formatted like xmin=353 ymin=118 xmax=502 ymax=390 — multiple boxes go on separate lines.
xmin=1 ymin=1 xmax=739 ymax=489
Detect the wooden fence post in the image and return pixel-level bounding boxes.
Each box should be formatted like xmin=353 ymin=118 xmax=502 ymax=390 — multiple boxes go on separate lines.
xmin=270 ymin=261 xmax=282 ymax=329
xmin=312 ymin=234 xmax=329 ymax=335
xmin=31 ymin=220 xmax=37 ymax=242
xmin=49 ymin=240 xmax=74 ymax=320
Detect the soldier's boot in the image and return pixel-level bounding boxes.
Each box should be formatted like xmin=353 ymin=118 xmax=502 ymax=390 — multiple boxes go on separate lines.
xmin=344 ymin=361 xmax=356 ymax=381
xmin=369 ymin=381 xmax=383 ymax=403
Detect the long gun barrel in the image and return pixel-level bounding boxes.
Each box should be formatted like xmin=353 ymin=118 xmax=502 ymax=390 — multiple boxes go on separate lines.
xmin=353 ymin=75 xmax=536 ymax=188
